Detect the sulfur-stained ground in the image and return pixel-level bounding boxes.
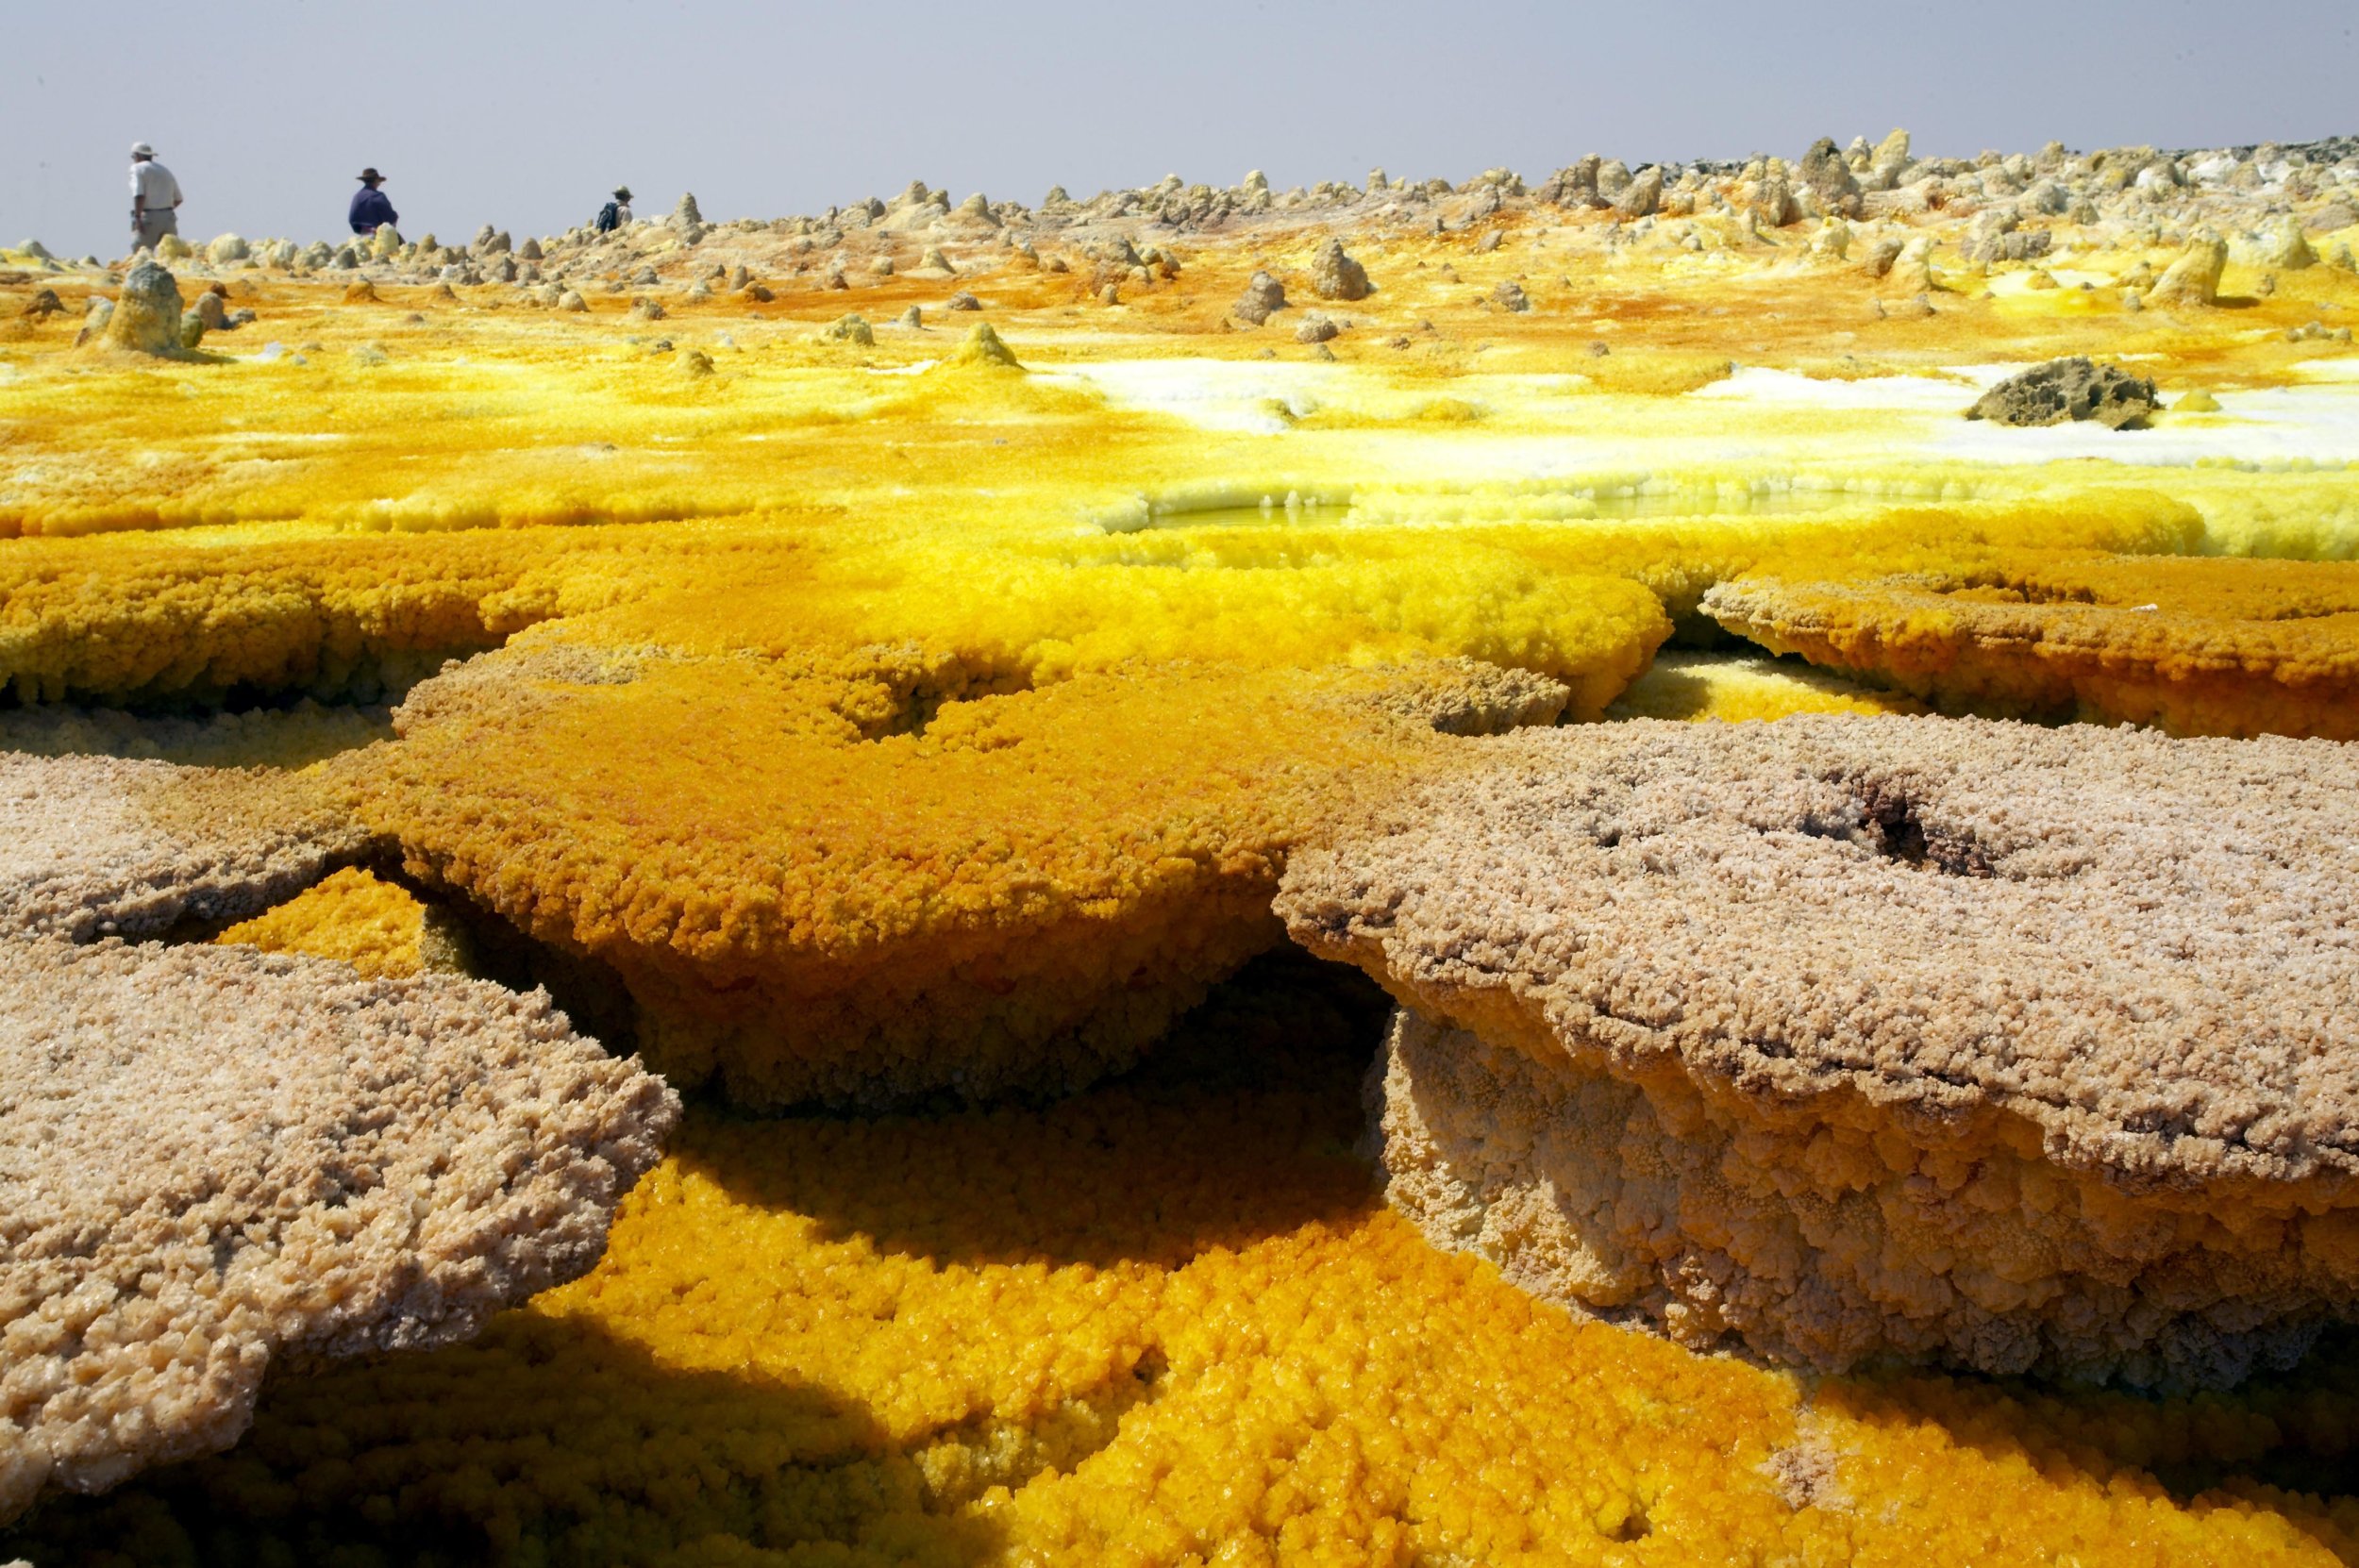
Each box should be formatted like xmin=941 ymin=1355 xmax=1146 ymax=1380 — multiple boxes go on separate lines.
xmin=4 ymin=151 xmax=2359 ymax=1564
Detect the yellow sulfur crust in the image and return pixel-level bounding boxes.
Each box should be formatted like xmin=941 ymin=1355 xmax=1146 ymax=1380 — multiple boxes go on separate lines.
xmin=213 ymin=865 xmax=466 ymax=978
xmin=1606 ymin=650 xmax=1929 ymax=720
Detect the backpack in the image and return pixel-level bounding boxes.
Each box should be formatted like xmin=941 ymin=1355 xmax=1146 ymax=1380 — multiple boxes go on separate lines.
xmin=594 ymin=201 xmax=620 ymax=233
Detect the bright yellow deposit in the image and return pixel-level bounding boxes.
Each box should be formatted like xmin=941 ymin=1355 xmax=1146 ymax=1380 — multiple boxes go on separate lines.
xmin=1605 ymin=650 xmax=1929 ymax=721
xmin=212 ymin=864 xmax=465 ymax=977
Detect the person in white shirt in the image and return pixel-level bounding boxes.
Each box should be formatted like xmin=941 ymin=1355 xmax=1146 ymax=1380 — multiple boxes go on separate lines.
xmin=129 ymin=142 xmax=182 ymax=252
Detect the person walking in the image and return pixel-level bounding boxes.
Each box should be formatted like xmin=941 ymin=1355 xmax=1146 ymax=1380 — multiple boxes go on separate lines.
xmin=128 ymin=142 xmax=182 ymax=251
xmin=594 ymin=186 xmax=633 ymax=234
xmin=349 ymin=169 xmax=398 ymax=237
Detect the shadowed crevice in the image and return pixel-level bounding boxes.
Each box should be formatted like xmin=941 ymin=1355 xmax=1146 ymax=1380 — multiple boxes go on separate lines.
xmin=0 ymin=1316 xmax=1008 ymax=1568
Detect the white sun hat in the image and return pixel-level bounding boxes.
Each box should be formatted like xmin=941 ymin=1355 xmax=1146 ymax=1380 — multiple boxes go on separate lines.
xmin=130 ymin=142 xmax=154 ymax=158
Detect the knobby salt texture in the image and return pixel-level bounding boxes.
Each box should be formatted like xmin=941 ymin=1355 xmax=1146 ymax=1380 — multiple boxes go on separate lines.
xmin=0 ymin=753 xmax=367 ymax=941
xmin=0 ymin=939 xmax=678 ymax=1522
xmin=1279 ymin=715 xmax=2359 ymax=1388
xmin=1703 ymin=554 xmax=2359 ymax=739
xmin=0 ymin=752 xmax=678 ymax=1522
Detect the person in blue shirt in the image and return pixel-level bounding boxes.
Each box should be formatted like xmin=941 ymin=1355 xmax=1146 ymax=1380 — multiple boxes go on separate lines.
xmin=348 ymin=169 xmax=398 ymax=237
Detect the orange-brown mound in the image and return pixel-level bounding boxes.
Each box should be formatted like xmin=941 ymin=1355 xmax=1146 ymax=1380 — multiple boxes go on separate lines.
xmin=342 ymin=642 xmax=1569 ymax=1106
xmin=1704 ymin=553 xmax=2359 ymax=737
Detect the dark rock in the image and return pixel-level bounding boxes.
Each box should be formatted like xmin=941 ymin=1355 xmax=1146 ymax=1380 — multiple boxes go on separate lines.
xmin=1986 ymin=228 xmax=2053 ymax=264
xmin=1799 ymin=137 xmax=1864 ymax=217
xmin=1967 ymin=358 xmax=2158 ymax=429
xmin=1860 ymin=235 xmax=1907 ymax=278
xmin=1965 ymin=212 xmax=2055 ymax=264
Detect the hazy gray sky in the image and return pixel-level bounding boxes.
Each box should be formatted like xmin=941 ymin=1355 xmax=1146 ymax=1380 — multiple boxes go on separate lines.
xmin=7 ymin=0 xmax=2354 ymax=258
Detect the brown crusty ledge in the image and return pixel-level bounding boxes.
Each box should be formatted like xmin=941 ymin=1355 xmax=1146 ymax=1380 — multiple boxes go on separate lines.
xmin=0 ymin=752 xmax=678 ymax=1522
xmin=0 ymin=937 xmax=679 ymax=1523
xmin=1277 ymin=715 xmax=2359 ymax=1388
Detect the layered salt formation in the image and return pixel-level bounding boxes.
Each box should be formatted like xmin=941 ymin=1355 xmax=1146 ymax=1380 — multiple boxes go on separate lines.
xmin=0 ymin=940 xmax=678 ymax=1523
xmin=1279 ymin=716 xmax=2359 ymax=1388
xmin=0 ymin=756 xmax=679 ymax=1521
xmin=8 ymin=124 xmax=2359 ymax=1561
xmin=1706 ymin=554 xmax=2359 ymax=738
xmin=0 ymin=753 xmax=366 ymax=940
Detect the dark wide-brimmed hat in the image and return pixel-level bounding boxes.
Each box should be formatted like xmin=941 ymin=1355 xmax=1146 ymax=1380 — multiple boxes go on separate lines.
xmin=358 ymin=168 xmax=386 ymax=183
xmin=612 ymin=186 xmax=632 ymax=201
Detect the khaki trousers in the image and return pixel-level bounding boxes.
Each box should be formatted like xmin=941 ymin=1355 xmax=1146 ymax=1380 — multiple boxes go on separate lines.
xmin=134 ymin=209 xmax=178 ymax=250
